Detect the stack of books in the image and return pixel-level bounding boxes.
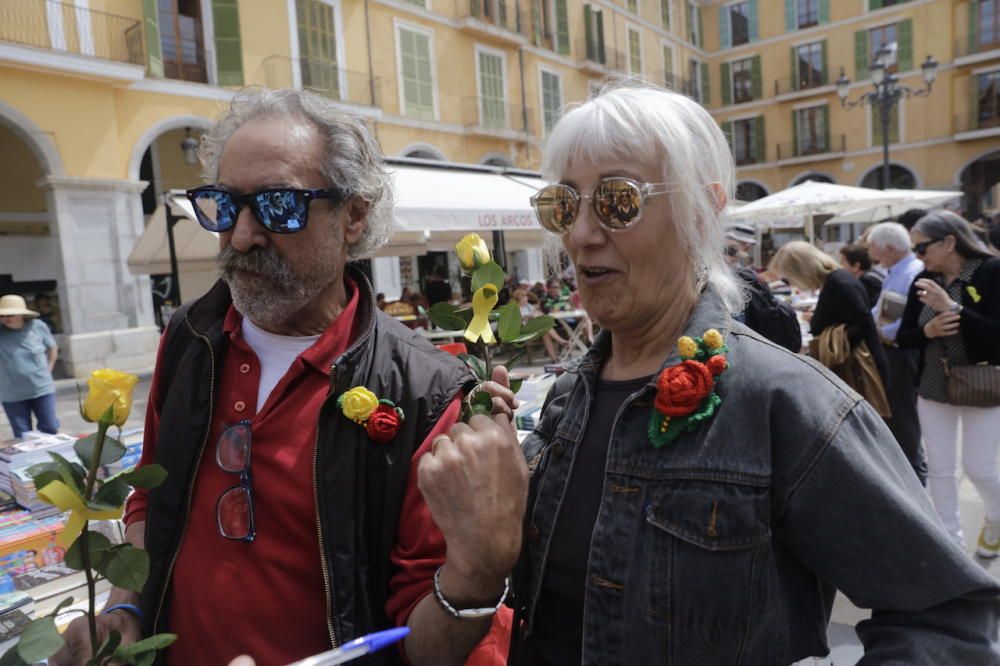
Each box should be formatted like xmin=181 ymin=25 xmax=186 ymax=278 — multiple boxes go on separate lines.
xmin=0 ymin=588 xmax=35 ymax=650
xmin=0 ymin=433 xmax=77 ymax=496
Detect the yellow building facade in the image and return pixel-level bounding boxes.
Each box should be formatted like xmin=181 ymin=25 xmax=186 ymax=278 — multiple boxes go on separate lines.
xmin=0 ymin=0 xmax=997 ymax=375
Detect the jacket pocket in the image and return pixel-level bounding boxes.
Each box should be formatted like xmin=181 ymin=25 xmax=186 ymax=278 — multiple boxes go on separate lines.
xmin=641 ymin=477 xmax=772 ymax=662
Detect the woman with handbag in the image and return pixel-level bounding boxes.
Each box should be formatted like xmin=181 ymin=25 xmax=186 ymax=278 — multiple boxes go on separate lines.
xmin=897 ymin=211 xmax=1000 ymax=556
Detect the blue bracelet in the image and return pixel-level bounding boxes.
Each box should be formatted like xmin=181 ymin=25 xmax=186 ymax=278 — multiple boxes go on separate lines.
xmin=102 ymin=603 xmax=144 ymax=621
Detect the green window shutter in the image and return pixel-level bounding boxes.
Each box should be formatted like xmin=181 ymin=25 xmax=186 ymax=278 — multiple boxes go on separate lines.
xmin=822 ymin=105 xmax=830 ymax=151
xmin=970 ymin=1 xmax=980 ymax=53
xmin=754 ymin=115 xmax=765 ymax=162
xmin=700 ymin=62 xmax=710 ymax=104
xmin=697 ymin=6 xmax=703 ymax=47
xmin=854 ymin=29 xmax=869 ymax=80
xmin=721 ymin=120 xmax=733 ymax=149
xmin=784 ymin=0 xmax=795 ymax=31
xmin=400 ymin=29 xmax=434 ymax=119
xmin=748 ymin=0 xmax=758 ymax=42
xmin=891 ymin=104 xmax=900 ymax=143
xmin=820 ymin=40 xmax=828 ymax=84
xmin=818 ymin=0 xmax=829 ymax=25
xmin=686 ymin=2 xmax=693 ymax=42
xmin=555 ymin=0 xmax=570 ymax=55
xmin=663 ymin=45 xmax=673 ymax=77
xmin=898 ymin=19 xmax=912 ymax=71
xmin=870 ymin=0 xmax=883 ymax=10
xmin=719 ymin=6 xmax=731 ymax=49
xmin=661 ymin=0 xmax=670 ymax=29
xmin=584 ymin=5 xmax=594 ymax=58
xmin=791 ymin=109 xmax=799 ymax=156
xmin=532 ymin=0 xmax=542 ymax=46
xmin=790 ymin=46 xmax=798 ymax=90
xmin=871 ymin=105 xmax=881 ymax=146
xmin=142 ymin=0 xmax=163 ymax=77
xmin=750 ymin=55 xmax=762 ymax=99
xmin=971 ymin=75 xmax=980 ymax=130
xmin=213 ymin=0 xmax=243 ymax=86
xmin=596 ymin=11 xmax=605 ymax=62
xmin=721 ymin=62 xmax=731 ymax=105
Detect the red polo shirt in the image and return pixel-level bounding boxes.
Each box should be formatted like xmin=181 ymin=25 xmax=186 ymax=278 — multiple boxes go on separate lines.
xmin=125 ymin=282 xmax=513 ymax=665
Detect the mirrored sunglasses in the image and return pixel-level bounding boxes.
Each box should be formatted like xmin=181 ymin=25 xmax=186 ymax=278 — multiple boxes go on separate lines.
xmin=216 ymin=420 xmax=255 ymax=543
xmin=186 ymin=186 xmax=347 ymax=235
xmin=530 ymin=177 xmax=678 ymax=235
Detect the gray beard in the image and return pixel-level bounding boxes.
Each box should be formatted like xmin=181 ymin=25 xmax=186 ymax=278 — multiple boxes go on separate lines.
xmin=217 ymin=245 xmax=335 ymax=328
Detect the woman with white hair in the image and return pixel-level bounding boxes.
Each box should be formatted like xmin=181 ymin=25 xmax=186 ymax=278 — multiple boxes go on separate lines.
xmin=497 ymin=84 xmax=999 ymax=664
xmin=897 ymin=211 xmax=1000 ymax=556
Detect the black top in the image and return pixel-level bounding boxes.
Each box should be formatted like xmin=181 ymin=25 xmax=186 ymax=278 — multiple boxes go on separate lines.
xmin=897 ymin=256 xmax=1000 ymax=368
xmin=810 ymin=269 xmax=889 ymax=386
xmin=425 ymin=279 xmax=452 ymax=306
xmin=524 ymin=375 xmax=652 ymax=666
xmin=860 ymin=270 xmax=884 ymax=309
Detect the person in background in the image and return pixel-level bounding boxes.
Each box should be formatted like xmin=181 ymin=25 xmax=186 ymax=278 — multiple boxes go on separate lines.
xmin=32 ymin=292 xmax=60 ymax=334
xmin=725 ymin=239 xmax=802 ymax=353
xmin=725 ymin=224 xmax=757 ymax=269
xmin=866 ymin=222 xmax=927 ymax=484
xmin=839 ymin=243 xmax=882 ymax=308
xmin=425 ymin=267 xmax=453 ymax=307
xmin=771 ymin=241 xmax=889 ymax=389
xmin=896 ymin=211 xmax=1000 ymax=557
xmin=512 ymin=289 xmax=536 ymax=322
xmin=0 ymin=295 xmax=59 ymax=440
xmin=898 ymin=208 xmax=929 ymax=232
xmin=376 ymin=292 xmax=387 ymax=310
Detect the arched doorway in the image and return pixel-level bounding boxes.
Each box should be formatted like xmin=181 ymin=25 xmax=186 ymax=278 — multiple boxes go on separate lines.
xmin=480 ymin=154 xmax=514 ymax=167
xmin=791 ymin=173 xmax=834 ymax=186
xmin=0 ymin=112 xmax=64 ymax=347
xmin=736 ymin=181 xmax=769 ymax=202
xmin=399 ymin=143 xmax=447 ymax=161
xmin=860 ymin=164 xmax=918 ymax=190
xmin=959 ymin=150 xmax=1000 ymax=219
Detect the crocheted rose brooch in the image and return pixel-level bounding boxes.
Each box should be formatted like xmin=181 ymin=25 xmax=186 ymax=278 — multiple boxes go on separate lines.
xmin=648 ymin=328 xmax=729 ymax=448
xmin=338 ymin=386 xmax=405 ymax=443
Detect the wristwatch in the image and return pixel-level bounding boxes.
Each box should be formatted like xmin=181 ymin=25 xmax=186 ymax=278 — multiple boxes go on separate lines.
xmin=949 ymin=302 xmax=964 ymax=314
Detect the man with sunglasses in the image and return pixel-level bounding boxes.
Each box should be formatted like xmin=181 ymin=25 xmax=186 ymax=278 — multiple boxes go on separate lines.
xmin=53 ymin=89 xmax=526 ymax=666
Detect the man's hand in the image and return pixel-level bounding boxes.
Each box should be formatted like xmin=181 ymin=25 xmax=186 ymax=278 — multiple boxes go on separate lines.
xmin=481 ymin=365 xmax=520 ymax=421
xmin=924 ymin=311 xmax=961 ymax=339
xmin=49 ymin=610 xmax=142 ymax=666
xmin=417 ymin=406 xmax=528 ymax=604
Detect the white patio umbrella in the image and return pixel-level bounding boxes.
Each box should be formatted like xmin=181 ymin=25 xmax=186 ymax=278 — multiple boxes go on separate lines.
xmin=733 ymin=180 xmax=899 ymax=241
xmin=824 ymin=189 xmax=961 ymax=226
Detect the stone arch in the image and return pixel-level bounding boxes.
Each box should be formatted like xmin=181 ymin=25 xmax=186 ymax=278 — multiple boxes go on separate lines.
xmin=398 ymin=143 xmax=448 ymax=161
xmin=0 ymin=99 xmax=65 ymax=177
xmin=127 ymin=114 xmax=213 ymax=181
xmin=858 ymin=162 xmax=921 ymax=189
xmin=788 ymin=171 xmax=836 ymax=188
xmin=735 ymin=180 xmax=770 ymax=202
xmin=478 ymin=152 xmax=514 ymax=167
xmin=956 ymin=149 xmax=1000 ymax=218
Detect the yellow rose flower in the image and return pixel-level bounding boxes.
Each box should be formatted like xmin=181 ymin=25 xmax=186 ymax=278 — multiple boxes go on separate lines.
xmin=703 ymin=329 xmax=724 ymax=351
xmin=81 ymin=369 xmax=139 ymax=426
xmin=340 ymin=387 xmax=379 ymax=423
xmin=455 ymin=234 xmax=491 ymax=272
xmin=677 ymin=336 xmax=698 ymax=359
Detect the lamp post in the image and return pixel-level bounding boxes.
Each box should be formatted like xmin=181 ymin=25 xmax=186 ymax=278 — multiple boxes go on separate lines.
xmin=836 ymin=44 xmax=938 ymax=190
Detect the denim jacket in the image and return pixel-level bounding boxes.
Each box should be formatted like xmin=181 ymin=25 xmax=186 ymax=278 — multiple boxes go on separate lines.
xmin=512 ymin=288 xmax=1000 ymax=665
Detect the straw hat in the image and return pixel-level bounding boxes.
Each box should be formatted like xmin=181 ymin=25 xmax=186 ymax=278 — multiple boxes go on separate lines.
xmin=0 ymin=295 xmax=39 ymax=318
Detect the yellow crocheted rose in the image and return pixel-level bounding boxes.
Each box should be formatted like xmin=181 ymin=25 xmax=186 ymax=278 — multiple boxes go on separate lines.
xmin=703 ymin=329 xmax=724 ymax=351
xmin=677 ymin=336 xmax=698 ymax=359
xmin=340 ymin=387 xmax=379 ymax=423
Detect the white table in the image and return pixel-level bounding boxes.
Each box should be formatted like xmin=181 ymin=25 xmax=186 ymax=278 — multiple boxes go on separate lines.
xmin=549 ymin=309 xmax=591 ymax=361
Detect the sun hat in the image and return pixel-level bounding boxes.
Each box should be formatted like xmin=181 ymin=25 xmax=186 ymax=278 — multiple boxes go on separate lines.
xmin=0 ymin=295 xmax=40 ymax=318
xmin=725 ymin=224 xmax=757 ymax=245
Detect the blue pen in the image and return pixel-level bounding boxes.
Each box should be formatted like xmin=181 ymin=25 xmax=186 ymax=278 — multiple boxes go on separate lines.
xmin=287 ymin=627 xmax=411 ymax=666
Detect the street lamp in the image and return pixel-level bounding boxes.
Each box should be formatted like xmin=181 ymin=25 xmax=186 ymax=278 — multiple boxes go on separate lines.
xmin=180 ymin=127 xmax=199 ymax=166
xmin=836 ymin=44 xmax=938 ymax=190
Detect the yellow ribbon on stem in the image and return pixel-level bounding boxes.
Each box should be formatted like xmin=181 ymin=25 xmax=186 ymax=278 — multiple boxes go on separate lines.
xmin=465 ymin=285 xmax=498 ymax=345
xmin=36 ymin=480 xmax=124 ymax=548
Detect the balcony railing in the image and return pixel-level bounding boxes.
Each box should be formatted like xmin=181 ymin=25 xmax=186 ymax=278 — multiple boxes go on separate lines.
xmin=461 ymin=97 xmax=532 ymax=134
xmin=954 ymin=109 xmax=1000 ymax=134
xmin=262 ymin=56 xmax=381 ymax=108
xmin=773 ymin=73 xmax=829 ymax=96
xmin=776 ymin=134 xmax=846 ymax=160
xmin=955 ymin=32 xmax=1000 ymax=59
xmin=655 ymin=71 xmax=693 ymax=95
xmin=458 ymin=0 xmax=523 ymax=36
xmin=0 ymin=0 xmax=144 ymax=65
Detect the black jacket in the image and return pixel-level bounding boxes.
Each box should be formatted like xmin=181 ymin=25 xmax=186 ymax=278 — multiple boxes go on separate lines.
xmin=897 ymin=257 xmax=1000 ymax=367
xmin=139 ymin=266 xmax=473 ymax=662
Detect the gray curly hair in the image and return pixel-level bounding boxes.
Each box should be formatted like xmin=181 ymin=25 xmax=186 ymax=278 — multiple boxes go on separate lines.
xmin=198 ymin=87 xmax=393 ymax=259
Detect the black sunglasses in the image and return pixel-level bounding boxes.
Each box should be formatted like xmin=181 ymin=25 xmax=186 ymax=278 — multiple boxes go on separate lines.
xmin=216 ymin=420 xmax=255 ymax=543
xmin=186 ymin=186 xmax=347 ymax=234
xmin=913 ymin=238 xmax=943 ymax=256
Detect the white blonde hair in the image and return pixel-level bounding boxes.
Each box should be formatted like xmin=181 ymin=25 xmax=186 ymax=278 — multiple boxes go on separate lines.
xmin=540 ymin=82 xmax=744 ymax=313
xmin=199 ymin=87 xmax=393 ymax=259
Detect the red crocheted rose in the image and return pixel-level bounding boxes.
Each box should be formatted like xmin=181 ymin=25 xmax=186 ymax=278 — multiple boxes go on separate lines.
xmin=366 ymin=404 xmax=402 ymax=443
xmin=707 ymin=354 xmax=728 ymax=377
xmin=654 ymin=361 xmax=714 ymax=417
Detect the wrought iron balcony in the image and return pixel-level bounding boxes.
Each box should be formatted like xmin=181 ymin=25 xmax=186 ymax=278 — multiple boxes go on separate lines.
xmin=457 ymin=0 xmax=525 ymax=41
xmin=776 ymin=134 xmax=846 ymax=160
xmin=954 ymin=108 xmax=1000 ymax=134
xmin=461 ymin=97 xmax=532 ymax=136
xmin=262 ymin=56 xmax=381 ymax=108
xmin=0 ymin=0 xmax=144 ymax=65
xmin=954 ymin=32 xmax=1000 ymax=59
xmin=773 ymin=72 xmax=829 ymax=96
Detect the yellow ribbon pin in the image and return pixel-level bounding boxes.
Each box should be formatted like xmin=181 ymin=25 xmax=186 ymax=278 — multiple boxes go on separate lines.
xmin=465 ymin=285 xmax=499 ymax=345
xmin=967 ymin=286 xmax=982 ymax=303
xmin=37 ymin=481 xmax=124 ymax=547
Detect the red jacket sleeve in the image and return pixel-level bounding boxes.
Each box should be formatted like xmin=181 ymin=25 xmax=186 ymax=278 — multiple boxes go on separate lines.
xmin=385 ymin=395 xmax=513 ymax=666
xmin=122 ymin=330 xmax=168 ymax=526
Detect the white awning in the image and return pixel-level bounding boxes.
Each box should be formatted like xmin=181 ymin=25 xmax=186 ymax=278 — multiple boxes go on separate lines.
xmin=127 ymin=166 xmax=550 ymax=275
